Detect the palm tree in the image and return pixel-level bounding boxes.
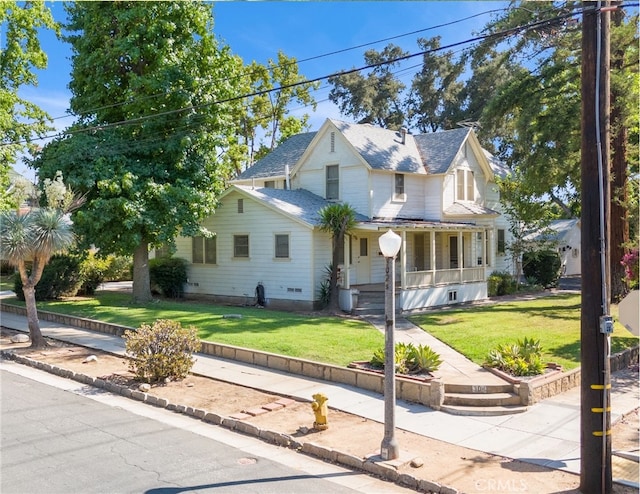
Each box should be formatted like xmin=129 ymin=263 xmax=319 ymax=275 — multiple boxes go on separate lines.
xmin=1 ymin=204 xmax=77 ymax=348
xmin=318 ymin=203 xmax=357 ymax=312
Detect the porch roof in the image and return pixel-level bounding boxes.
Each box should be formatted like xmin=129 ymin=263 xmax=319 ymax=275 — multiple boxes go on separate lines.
xmin=356 ymin=218 xmax=485 ymax=232
xmin=443 ymin=202 xmax=500 ymax=217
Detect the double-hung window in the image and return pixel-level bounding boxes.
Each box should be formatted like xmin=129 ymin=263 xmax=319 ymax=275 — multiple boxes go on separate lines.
xmin=275 ymin=234 xmax=289 ymax=259
xmin=394 ymin=173 xmax=405 ymax=201
xmin=234 ymin=234 xmax=249 ymax=258
xmin=326 ymin=165 xmax=339 ymax=200
xmin=192 ymin=236 xmax=216 ymax=264
xmin=456 ymin=169 xmax=474 ymax=201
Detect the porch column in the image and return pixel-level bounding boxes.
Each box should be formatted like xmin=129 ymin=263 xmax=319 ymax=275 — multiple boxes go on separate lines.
xmin=400 ymin=231 xmax=406 ymax=289
xmin=343 ymin=235 xmax=351 ymax=289
xmin=489 ymin=229 xmax=495 ymax=268
xmin=431 ymin=231 xmax=436 ymax=285
xmin=458 ymin=231 xmax=463 ymax=281
xmin=482 ymin=230 xmax=488 ymax=266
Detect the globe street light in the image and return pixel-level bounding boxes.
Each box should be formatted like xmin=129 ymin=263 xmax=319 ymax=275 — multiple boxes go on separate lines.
xmin=378 ymin=229 xmax=401 ymax=461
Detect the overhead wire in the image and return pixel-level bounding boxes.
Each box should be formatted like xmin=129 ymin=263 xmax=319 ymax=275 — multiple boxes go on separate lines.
xmin=43 ymin=5 xmax=510 ymax=125
xmin=7 ymin=1 xmax=625 ymax=151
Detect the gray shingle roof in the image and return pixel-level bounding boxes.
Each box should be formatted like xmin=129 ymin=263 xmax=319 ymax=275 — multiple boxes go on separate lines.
xmin=234 ymin=119 xmax=507 ymax=180
xmin=234 ymin=185 xmax=369 ymax=227
xmin=413 ymin=127 xmax=470 ymax=174
xmin=332 ymin=120 xmax=425 ymax=173
xmin=524 ymin=218 xmax=580 ymax=242
xmin=236 ymin=132 xmax=316 ymax=180
xmin=444 ymin=202 xmax=500 ymax=216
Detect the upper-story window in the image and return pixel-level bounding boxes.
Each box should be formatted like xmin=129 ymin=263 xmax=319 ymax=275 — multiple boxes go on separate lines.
xmin=264 ymin=180 xmax=275 ymax=189
xmin=237 ymin=198 xmax=244 ymax=213
xmin=394 ymin=173 xmax=405 ymax=201
xmin=330 ymin=132 xmax=336 ymax=153
xmin=456 ymin=169 xmax=474 ymax=201
xmin=326 ymin=164 xmax=339 ymax=200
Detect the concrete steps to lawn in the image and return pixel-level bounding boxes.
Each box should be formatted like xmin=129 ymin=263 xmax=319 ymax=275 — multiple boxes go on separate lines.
xmin=442 ymin=382 xmax=528 ymax=416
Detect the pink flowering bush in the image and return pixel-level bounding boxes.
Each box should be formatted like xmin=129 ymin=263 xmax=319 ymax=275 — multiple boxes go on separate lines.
xmin=621 ymin=248 xmax=639 ymax=290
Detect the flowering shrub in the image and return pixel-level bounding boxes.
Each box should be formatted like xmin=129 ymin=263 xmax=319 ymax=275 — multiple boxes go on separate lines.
xmin=621 ymin=248 xmax=639 ymax=290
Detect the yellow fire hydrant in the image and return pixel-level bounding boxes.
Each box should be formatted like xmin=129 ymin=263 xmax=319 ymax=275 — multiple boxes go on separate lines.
xmin=311 ymin=393 xmax=329 ymax=430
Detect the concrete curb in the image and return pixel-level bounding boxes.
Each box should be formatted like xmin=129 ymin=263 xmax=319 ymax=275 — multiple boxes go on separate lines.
xmin=0 ymin=349 xmax=459 ymax=494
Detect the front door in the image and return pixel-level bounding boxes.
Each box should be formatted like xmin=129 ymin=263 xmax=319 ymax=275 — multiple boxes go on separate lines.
xmin=414 ymin=233 xmax=425 ymax=271
xmin=356 ymin=236 xmax=370 ymax=284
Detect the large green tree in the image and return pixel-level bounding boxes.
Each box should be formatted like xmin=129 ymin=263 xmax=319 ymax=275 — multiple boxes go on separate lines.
xmin=465 ymin=1 xmax=639 ymax=300
xmin=33 ymin=1 xmax=244 ymax=302
xmin=229 ymin=51 xmax=318 ymax=175
xmin=407 ymin=36 xmax=464 ymax=133
xmin=328 ymin=44 xmax=408 ymax=129
xmin=0 ymin=1 xmax=57 ymax=210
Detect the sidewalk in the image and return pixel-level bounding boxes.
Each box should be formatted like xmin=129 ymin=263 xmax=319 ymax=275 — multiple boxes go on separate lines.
xmin=1 ymin=307 xmax=638 ymax=488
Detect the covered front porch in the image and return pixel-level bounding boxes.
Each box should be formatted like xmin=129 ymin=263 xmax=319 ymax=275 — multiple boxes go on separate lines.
xmin=339 ymin=221 xmax=496 ymax=312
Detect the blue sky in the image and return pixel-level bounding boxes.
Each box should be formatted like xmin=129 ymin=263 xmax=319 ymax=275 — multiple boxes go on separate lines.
xmin=18 ymin=1 xmax=511 ymax=178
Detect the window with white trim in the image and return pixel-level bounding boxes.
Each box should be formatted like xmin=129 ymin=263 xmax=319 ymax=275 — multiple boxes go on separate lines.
xmin=233 ymin=235 xmax=249 ymax=258
xmin=275 ymin=234 xmax=289 ymax=259
xmin=497 ymin=229 xmax=506 ymax=255
xmin=326 ymin=165 xmax=339 ymax=200
xmin=456 ymin=169 xmax=474 ymax=201
xmin=192 ymin=236 xmax=216 ymax=264
xmin=394 ymin=173 xmax=405 ymax=201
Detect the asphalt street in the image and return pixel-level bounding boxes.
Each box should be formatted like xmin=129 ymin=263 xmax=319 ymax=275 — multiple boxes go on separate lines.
xmin=0 ymin=362 xmax=410 ymax=494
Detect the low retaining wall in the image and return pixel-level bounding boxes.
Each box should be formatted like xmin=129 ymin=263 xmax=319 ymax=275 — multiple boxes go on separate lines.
xmin=2 ymin=302 xmax=637 ymax=409
xmin=0 ymin=303 xmax=438 ymax=408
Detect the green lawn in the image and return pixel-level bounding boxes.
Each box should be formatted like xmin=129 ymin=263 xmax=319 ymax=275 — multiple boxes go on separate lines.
xmin=6 ymin=292 xmax=383 ymax=367
xmin=408 ymin=293 xmax=638 ymax=370
xmin=3 ymin=292 xmax=637 ymax=370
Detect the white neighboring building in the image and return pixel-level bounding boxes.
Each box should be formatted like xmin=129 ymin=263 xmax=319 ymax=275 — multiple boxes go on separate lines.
xmin=171 ymin=119 xmax=515 ymax=311
xmin=525 ymin=219 xmax=581 ymax=276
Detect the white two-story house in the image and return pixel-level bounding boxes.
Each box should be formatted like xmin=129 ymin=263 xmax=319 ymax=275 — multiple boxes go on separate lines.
xmin=171 ymin=118 xmax=513 ymax=312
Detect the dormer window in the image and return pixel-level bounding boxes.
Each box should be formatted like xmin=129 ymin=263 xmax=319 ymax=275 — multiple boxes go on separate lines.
xmin=456 ymin=169 xmax=474 ymax=201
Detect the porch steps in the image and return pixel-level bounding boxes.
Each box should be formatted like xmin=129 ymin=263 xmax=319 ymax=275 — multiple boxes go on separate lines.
xmin=352 ymin=289 xmax=387 ymax=316
xmin=441 ymin=383 xmax=528 ymax=416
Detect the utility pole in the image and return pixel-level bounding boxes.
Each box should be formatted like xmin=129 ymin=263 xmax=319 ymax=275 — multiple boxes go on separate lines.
xmin=580 ymin=2 xmax=612 ymax=493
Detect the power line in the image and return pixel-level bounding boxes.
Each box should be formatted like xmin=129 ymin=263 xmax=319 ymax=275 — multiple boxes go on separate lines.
xmin=4 ymin=3 xmax=618 ymax=148
xmin=42 ymin=6 xmax=508 ymax=125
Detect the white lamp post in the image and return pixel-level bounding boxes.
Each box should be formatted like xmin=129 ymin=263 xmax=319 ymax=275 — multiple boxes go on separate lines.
xmin=378 ymin=229 xmax=401 ymax=461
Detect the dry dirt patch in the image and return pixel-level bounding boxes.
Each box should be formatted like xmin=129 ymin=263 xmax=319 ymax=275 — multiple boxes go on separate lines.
xmin=1 ymin=329 xmax=637 ymax=494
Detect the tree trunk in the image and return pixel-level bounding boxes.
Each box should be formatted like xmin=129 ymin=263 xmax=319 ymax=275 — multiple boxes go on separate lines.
xmin=609 ymin=7 xmax=630 ymax=302
xmin=328 ymin=232 xmax=343 ymax=312
xmin=23 ymin=284 xmax=47 ymax=349
xmin=132 ymin=241 xmax=152 ymax=303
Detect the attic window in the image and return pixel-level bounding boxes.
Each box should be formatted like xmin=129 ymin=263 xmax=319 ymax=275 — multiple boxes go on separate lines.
xmin=456 ymin=169 xmax=474 ymax=201
xmin=237 ymin=198 xmax=244 ymax=213
xmin=330 ymin=132 xmax=335 ymax=153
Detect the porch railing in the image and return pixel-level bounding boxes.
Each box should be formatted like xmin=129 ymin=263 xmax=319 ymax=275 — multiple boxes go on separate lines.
xmin=405 ymin=267 xmax=485 ymax=288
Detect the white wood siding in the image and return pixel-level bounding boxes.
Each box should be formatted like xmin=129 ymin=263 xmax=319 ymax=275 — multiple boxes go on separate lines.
xmin=175 ymin=191 xmax=316 ymax=303
xmin=423 ymin=177 xmax=442 ymax=220
xmin=297 ymin=128 xmax=366 ymax=205
xmin=371 ymin=172 xmax=424 ymax=219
